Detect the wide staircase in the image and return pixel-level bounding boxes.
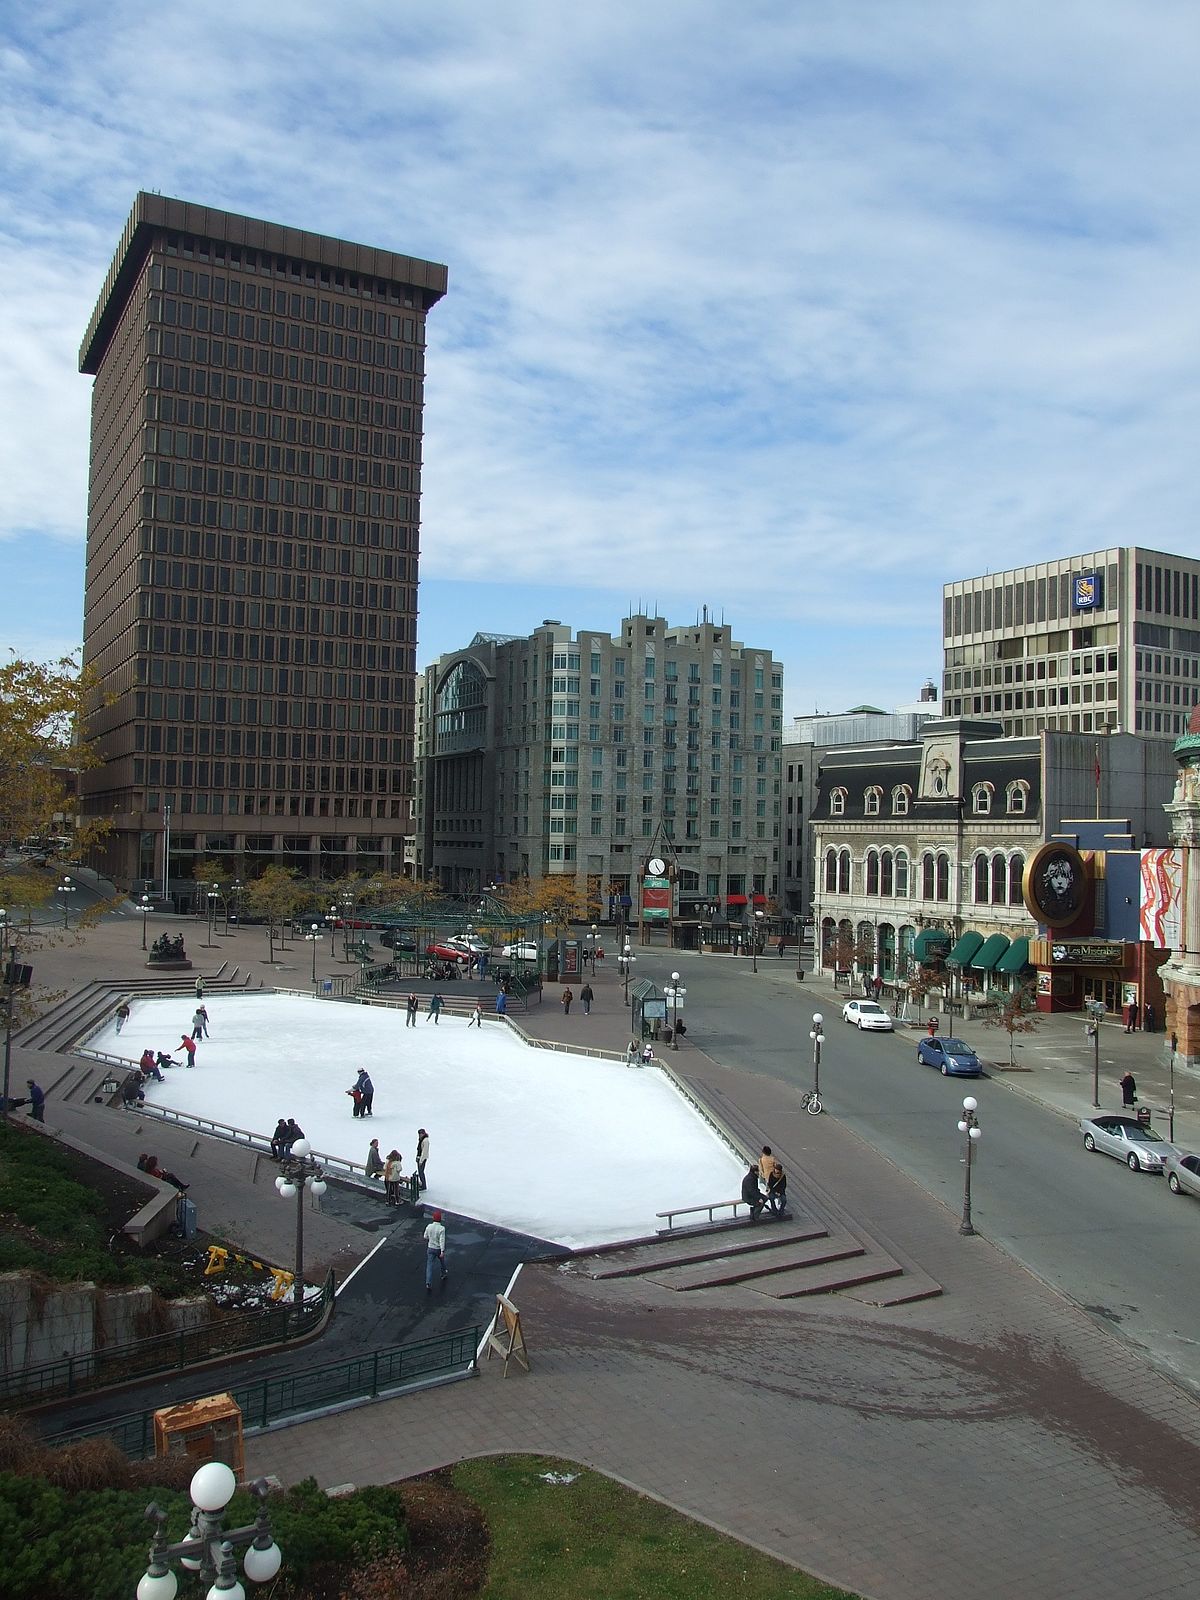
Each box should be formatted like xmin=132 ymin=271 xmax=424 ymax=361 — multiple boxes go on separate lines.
xmin=571 ymin=1073 xmax=942 ymax=1307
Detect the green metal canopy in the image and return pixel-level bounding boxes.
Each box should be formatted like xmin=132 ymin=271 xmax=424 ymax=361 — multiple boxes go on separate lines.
xmin=971 ymin=933 xmax=1012 ymax=972
xmin=912 ymin=928 xmax=950 ymax=961
xmin=995 ymin=936 xmax=1032 ymax=974
xmin=946 ymin=930 xmax=984 ymax=967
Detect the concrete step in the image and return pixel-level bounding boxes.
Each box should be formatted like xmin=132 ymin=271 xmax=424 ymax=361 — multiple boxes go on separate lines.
xmin=583 ymin=1221 xmax=829 ymax=1279
xmin=647 ymin=1234 xmax=867 ymax=1292
xmin=755 ymin=1254 xmax=904 ymax=1299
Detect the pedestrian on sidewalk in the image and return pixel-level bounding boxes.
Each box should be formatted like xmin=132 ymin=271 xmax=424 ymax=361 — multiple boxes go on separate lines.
xmin=26 ymin=1080 xmax=45 ymax=1122
xmin=195 ymin=976 xmax=205 ymax=1000
xmin=426 ymin=992 xmax=443 ymax=1024
xmin=384 ymin=1148 xmax=405 ymax=1205
xmin=178 ymin=1034 xmax=197 ymax=1067
xmin=1125 ymin=1000 xmax=1139 ymax=1033
xmin=423 ymin=1209 xmax=448 ymax=1292
xmin=365 ymin=1137 xmax=385 ymax=1180
xmin=1144 ymin=1002 xmax=1155 ymax=1033
xmin=580 ymin=981 xmax=593 ymax=1016
xmin=415 ymin=1127 xmax=430 ymax=1191
xmin=191 ymin=1005 xmax=208 ymax=1039
xmin=561 ymin=986 xmax=573 ymax=1016
xmin=1120 ymin=1071 xmax=1138 ymax=1109
xmin=467 ymin=1003 xmax=482 ymax=1028
xmin=406 ymin=993 xmax=419 ymax=1027
xmin=355 ymin=1068 xmax=374 ymax=1115
xmin=115 ymin=1001 xmax=131 ymax=1034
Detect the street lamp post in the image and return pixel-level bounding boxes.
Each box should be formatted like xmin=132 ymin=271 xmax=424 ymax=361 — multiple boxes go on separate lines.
xmin=809 ymin=1012 xmax=824 ymax=1105
xmin=1085 ymin=998 xmax=1103 ymax=1108
xmin=1 ymin=909 xmax=19 ymax=1119
xmin=797 ymin=917 xmax=807 ymax=982
xmin=958 ymin=1096 xmax=981 ymax=1236
xmin=1169 ymin=1031 xmax=1178 ymax=1142
xmin=137 ymin=1461 xmax=282 ymax=1599
xmin=204 ymin=885 xmax=219 ymax=948
xmin=308 ymin=923 xmax=320 ymax=984
xmin=619 ymin=940 xmax=637 ymax=1005
xmin=751 ymin=909 xmax=764 ymax=973
xmin=274 ymin=1139 xmax=327 ymax=1307
xmin=326 ymin=905 xmax=338 ymax=954
xmin=664 ymin=970 xmax=687 ymax=1049
xmin=58 ymin=876 xmax=76 ymax=929
xmin=225 ymin=879 xmax=242 ymax=935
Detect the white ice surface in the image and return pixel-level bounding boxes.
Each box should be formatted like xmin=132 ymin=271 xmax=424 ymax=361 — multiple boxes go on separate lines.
xmin=95 ymin=994 xmax=743 ymax=1248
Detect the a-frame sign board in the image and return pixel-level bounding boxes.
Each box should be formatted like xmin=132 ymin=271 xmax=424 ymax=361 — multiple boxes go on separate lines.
xmin=486 ymin=1292 xmax=530 ymax=1377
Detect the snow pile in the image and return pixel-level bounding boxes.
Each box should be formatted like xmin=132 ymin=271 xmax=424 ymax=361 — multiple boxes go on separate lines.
xmin=94 ymin=993 xmax=743 ymax=1248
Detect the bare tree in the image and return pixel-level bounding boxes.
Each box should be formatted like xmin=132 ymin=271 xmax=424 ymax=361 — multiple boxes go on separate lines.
xmin=983 ymin=982 xmax=1041 ymax=1067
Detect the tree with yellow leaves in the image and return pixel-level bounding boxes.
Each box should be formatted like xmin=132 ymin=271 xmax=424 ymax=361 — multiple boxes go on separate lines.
xmin=0 ymin=654 xmax=109 ymax=857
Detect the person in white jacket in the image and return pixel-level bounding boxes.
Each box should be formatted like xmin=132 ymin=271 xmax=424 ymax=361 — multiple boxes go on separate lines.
xmin=423 ymin=1210 xmax=448 ymax=1291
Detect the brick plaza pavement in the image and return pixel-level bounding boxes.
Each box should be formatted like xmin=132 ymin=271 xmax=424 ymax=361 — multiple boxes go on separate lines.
xmin=13 ymin=905 xmax=1200 ymax=1596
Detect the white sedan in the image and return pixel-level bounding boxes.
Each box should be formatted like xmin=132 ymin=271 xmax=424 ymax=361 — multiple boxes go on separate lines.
xmin=842 ymin=999 xmax=894 ymax=1032
xmin=501 ymin=942 xmax=541 ymax=962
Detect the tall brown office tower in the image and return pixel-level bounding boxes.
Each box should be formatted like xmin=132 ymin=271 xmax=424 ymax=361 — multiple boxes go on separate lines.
xmin=79 ymin=194 xmax=446 ymax=895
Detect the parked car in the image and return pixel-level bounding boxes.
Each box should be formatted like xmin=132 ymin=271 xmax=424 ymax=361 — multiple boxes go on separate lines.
xmin=501 ymin=941 xmax=540 ymax=962
xmin=1079 ymin=1113 xmax=1174 ymax=1173
xmin=425 ymin=941 xmax=471 ymax=963
xmin=379 ymin=929 xmax=418 ymax=952
xmin=446 ymin=934 xmax=488 ymax=954
xmin=842 ymin=999 xmax=894 ymax=1032
xmin=1163 ymin=1151 xmax=1200 ymax=1199
xmin=916 ymin=1035 xmax=982 ymax=1077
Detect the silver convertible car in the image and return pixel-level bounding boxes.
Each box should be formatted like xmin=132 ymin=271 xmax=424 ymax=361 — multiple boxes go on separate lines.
xmin=1079 ymin=1113 xmax=1174 ymax=1173
xmin=1163 ymin=1151 xmax=1200 ymax=1199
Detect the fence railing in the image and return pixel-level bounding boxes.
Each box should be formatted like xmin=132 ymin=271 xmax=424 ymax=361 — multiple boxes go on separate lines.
xmin=42 ymin=1323 xmax=480 ymax=1458
xmin=4 ymin=1271 xmax=336 ymax=1408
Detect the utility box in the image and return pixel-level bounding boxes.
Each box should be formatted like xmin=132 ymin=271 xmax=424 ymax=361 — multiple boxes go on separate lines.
xmin=154 ymin=1393 xmax=244 ymax=1478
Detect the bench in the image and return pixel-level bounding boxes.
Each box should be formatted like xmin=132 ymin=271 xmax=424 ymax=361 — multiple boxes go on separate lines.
xmin=657 ymin=1196 xmax=788 ymax=1232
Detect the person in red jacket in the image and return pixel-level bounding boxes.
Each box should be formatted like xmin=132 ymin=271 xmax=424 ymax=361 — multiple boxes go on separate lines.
xmin=179 ymin=1034 xmax=197 ymax=1067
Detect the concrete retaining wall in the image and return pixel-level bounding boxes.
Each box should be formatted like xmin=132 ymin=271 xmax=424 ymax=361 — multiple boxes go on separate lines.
xmin=0 ymin=1273 xmax=214 ymax=1374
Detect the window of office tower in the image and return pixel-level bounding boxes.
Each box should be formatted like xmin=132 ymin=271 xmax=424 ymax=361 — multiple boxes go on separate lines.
xmin=434 ymin=660 xmax=487 ymax=749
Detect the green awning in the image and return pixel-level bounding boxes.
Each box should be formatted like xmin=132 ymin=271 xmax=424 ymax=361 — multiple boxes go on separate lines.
xmin=995 ymin=936 xmax=1031 ymax=974
xmin=913 ymin=928 xmax=950 ymax=961
xmin=946 ymin=931 xmax=984 ymax=967
xmin=971 ymin=933 xmax=1011 ymax=972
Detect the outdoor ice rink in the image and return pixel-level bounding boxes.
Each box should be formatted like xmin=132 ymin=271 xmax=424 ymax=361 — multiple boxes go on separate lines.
xmin=93 ymin=992 xmax=744 ymax=1247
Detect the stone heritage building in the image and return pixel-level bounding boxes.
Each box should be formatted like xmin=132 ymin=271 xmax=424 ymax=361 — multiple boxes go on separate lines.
xmin=415 ymin=614 xmax=784 ymax=931
xmin=77 ymin=193 xmax=446 ymax=891
xmin=942 ymin=546 xmax=1200 ymax=741
xmin=1160 ymin=713 xmax=1200 ymax=1066
xmin=810 ymin=716 xmax=1175 ymax=1015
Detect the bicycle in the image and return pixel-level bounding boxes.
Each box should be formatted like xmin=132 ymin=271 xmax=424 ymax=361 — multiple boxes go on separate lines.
xmin=799 ymin=1090 xmax=823 ymax=1115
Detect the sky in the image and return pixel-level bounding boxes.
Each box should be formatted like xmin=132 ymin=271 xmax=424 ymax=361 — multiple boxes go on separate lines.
xmin=2 ymin=1 xmax=1198 ymax=716
xmin=90 ymin=992 xmax=744 ymax=1247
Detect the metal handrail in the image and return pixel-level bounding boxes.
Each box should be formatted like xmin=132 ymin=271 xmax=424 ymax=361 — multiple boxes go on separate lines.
xmin=4 ymin=1271 xmax=335 ymax=1406
xmin=109 ymin=1101 xmax=376 ymax=1186
xmin=42 ymin=1322 xmax=481 ymax=1457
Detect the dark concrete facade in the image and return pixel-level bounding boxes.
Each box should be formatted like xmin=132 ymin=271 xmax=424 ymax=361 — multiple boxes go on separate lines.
xmin=78 ymin=193 xmax=446 ymax=892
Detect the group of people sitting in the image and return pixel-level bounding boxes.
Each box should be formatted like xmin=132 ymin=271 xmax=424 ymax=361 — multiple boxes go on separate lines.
xmin=136 ymin=1152 xmax=189 ymax=1191
xmin=269 ymin=1118 xmax=306 ymax=1159
xmin=741 ymin=1145 xmax=789 ymax=1220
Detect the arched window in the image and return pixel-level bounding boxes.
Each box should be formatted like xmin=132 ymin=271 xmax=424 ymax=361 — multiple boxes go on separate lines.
xmin=830 ymin=787 xmax=847 ymax=816
xmin=865 ymin=786 xmax=882 ymax=816
xmin=972 ymin=782 xmax=993 ymax=816
xmin=974 ymin=854 xmax=989 ymax=902
xmin=1008 ymin=853 xmax=1025 ymax=905
xmin=824 ymin=847 xmax=839 ymax=892
xmin=894 ymin=850 xmax=909 ymax=898
xmin=1006 ymin=780 xmax=1029 ymax=815
xmin=922 ymin=852 xmax=935 ymax=900
xmin=880 ymin=850 xmax=894 ymax=897
xmin=838 ymin=848 xmax=852 ymax=893
xmin=991 ymin=853 xmax=1006 ymax=904
xmin=434 ymin=658 xmax=488 ymax=751
xmin=866 ymin=850 xmax=880 ymax=896
xmin=892 ymin=785 xmax=911 ymax=815
xmin=935 ymin=853 xmax=950 ymax=901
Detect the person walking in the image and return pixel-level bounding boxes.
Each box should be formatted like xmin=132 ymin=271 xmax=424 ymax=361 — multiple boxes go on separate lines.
xmin=427 ymin=993 xmax=443 ymax=1025
xmin=26 ymin=1080 xmax=45 ymax=1123
xmin=355 ymin=1068 xmax=374 ymax=1116
xmin=495 ymin=989 xmax=507 ymax=1018
xmin=561 ymin=986 xmax=573 ymax=1016
xmin=1125 ymin=1000 xmax=1138 ymax=1033
xmin=365 ymin=1137 xmax=385 ymax=1180
xmin=1120 ymin=1071 xmax=1138 ymax=1109
xmin=384 ymin=1148 xmax=405 ymax=1206
xmin=115 ymin=1001 xmax=131 ymax=1034
xmin=178 ymin=1033 xmax=197 ymax=1067
xmin=406 ymin=993 xmax=419 ymax=1028
xmin=467 ymin=1002 xmax=482 ymax=1028
xmin=415 ymin=1127 xmax=430 ymax=1192
xmin=580 ymin=981 xmax=593 ymax=1016
xmin=423 ymin=1209 xmax=448 ymax=1292
xmin=191 ymin=1006 xmax=208 ymax=1040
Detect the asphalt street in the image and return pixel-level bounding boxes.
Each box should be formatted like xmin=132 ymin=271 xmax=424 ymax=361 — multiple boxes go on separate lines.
xmin=636 ymin=946 xmax=1200 ymax=1396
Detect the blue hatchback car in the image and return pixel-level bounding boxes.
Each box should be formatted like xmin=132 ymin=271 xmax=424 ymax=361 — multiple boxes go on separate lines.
xmin=916 ymin=1035 xmax=982 ymax=1077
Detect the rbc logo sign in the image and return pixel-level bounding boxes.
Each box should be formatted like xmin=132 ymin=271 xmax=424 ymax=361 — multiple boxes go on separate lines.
xmin=1073 ymin=573 xmax=1102 ymax=611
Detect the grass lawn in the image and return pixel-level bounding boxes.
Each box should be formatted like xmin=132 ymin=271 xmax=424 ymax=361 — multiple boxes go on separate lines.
xmin=449 ymin=1454 xmax=856 ymax=1600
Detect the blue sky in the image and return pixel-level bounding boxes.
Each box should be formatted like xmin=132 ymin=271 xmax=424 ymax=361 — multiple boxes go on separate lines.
xmin=2 ymin=1 xmax=1198 ymax=717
